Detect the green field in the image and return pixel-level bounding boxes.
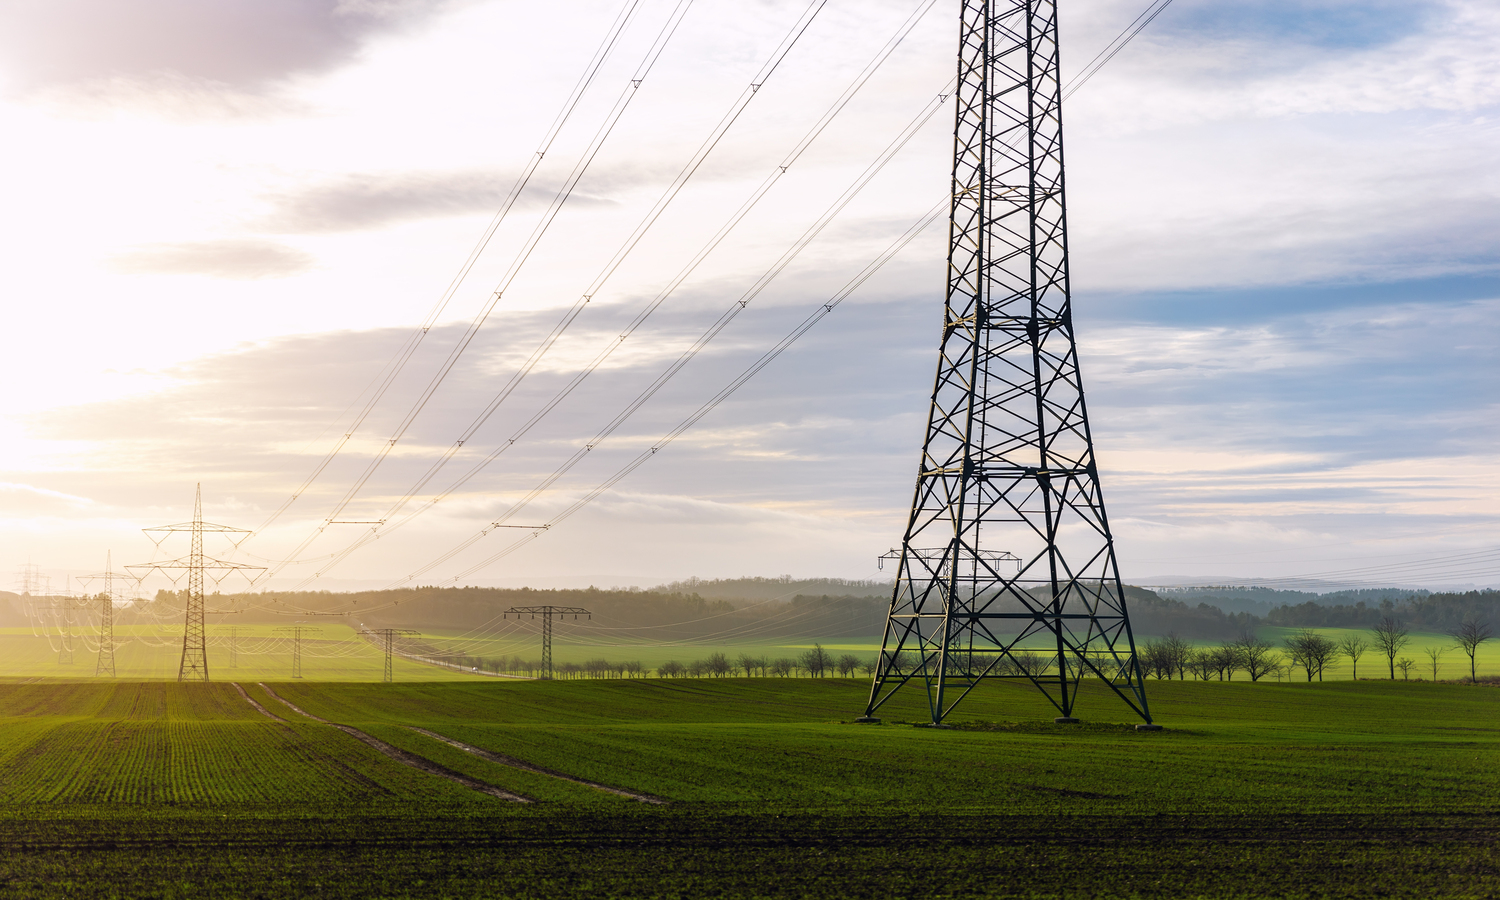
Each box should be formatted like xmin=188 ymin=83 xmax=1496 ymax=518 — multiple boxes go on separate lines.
xmin=0 ymin=676 xmax=1494 ymax=897
xmin=0 ymin=626 xmax=494 ymax=682
xmin=9 ymin=620 xmax=1498 ymax=684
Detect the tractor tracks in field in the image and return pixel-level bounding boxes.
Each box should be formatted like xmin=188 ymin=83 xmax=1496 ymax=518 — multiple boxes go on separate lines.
xmin=407 ymin=726 xmax=666 ymax=804
xmin=231 ymin=684 xmax=285 ymax=722
xmin=235 ymin=683 xmax=663 ymax=805
xmin=247 ymin=683 xmax=531 ymax=804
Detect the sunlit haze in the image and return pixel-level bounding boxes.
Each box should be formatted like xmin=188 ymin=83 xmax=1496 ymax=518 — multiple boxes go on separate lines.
xmin=3 ymin=0 xmax=1497 ymax=593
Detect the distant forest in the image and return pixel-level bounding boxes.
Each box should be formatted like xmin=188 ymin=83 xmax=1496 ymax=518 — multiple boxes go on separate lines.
xmin=3 ymin=580 xmax=1494 ymax=641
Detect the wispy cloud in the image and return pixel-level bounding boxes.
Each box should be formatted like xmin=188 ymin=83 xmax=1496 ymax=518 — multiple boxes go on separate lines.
xmin=0 ymin=0 xmax=454 ymax=94
xmin=108 ymin=240 xmax=316 ymax=279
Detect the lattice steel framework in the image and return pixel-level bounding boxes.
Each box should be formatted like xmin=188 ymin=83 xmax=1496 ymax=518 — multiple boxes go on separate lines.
xmin=130 ymin=486 xmax=263 ymax=682
xmin=370 ymin=628 xmax=418 ymax=682
xmin=274 ymin=625 xmax=320 ymax=679
xmin=77 ymin=551 xmax=134 ymax=678
xmin=862 ymin=0 xmax=1152 ymax=726
xmin=504 ymin=606 xmax=590 ymax=681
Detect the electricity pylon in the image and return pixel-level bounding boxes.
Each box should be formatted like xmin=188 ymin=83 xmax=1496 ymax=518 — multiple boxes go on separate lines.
xmin=503 ymin=606 xmax=590 ymax=681
xmin=14 ymin=563 xmax=46 ymax=596
xmin=862 ymin=0 xmax=1152 ymax=727
xmin=368 ymin=628 xmax=419 ymax=682
xmin=76 ymin=551 xmax=137 ymax=678
xmin=273 ymin=625 xmax=320 ymax=679
xmin=129 ymin=485 xmax=264 ymax=682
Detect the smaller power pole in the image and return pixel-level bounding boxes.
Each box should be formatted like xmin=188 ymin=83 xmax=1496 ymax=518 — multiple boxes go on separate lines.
xmin=368 ymin=628 xmax=419 ymax=682
xmin=273 ymin=625 xmax=320 ymax=679
xmin=503 ymin=606 xmax=590 ymax=681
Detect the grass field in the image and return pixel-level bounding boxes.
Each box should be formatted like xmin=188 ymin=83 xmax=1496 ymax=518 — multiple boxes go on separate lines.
xmin=8 ymin=620 xmax=1498 ymax=683
xmin=0 ymin=677 xmax=1494 ymax=897
xmin=0 ymin=626 xmax=493 ymax=682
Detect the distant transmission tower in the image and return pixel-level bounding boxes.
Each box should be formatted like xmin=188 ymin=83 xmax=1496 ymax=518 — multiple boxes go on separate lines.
xmin=273 ymin=625 xmax=320 ymax=679
xmin=862 ymin=0 xmax=1152 ymax=727
xmin=77 ymin=551 xmax=135 ymax=678
xmin=129 ymin=485 xmax=264 ymax=682
xmin=369 ymin=627 xmax=418 ymax=682
xmin=503 ymin=606 xmax=590 ymax=681
xmin=15 ymin=563 xmax=45 ymax=596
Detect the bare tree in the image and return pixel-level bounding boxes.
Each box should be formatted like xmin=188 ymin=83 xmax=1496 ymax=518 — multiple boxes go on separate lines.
xmin=707 ymin=652 xmax=731 ymax=678
xmin=1142 ymin=639 xmax=1171 ymax=679
xmin=1187 ymin=649 xmax=1217 ymax=681
xmin=1285 ymin=630 xmax=1337 ymax=682
xmin=770 ymin=657 xmax=794 ymax=678
xmin=1232 ymin=633 xmax=1279 ymax=682
xmin=1372 ymin=617 xmax=1411 ymax=679
xmin=836 ymin=654 xmax=862 ymax=677
xmin=1395 ymin=657 xmax=1416 ymax=681
xmin=886 ymin=650 xmax=917 ymax=674
xmin=1013 ymin=651 xmax=1049 ymax=677
xmin=1165 ymin=632 xmax=1193 ymax=680
xmin=801 ymin=643 xmax=834 ymax=677
xmin=1424 ymin=646 xmax=1447 ymax=681
xmin=1207 ymin=645 xmax=1241 ymax=681
xmin=1337 ymin=634 xmax=1370 ymax=680
xmin=1450 ymin=619 xmax=1493 ymax=683
xmin=658 ymin=660 xmax=685 ymax=678
xmin=860 ymin=657 xmax=878 ymax=676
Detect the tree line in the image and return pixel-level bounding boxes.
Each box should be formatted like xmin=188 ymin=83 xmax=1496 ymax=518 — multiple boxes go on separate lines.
xmin=1139 ymin=616 xmax=1494 ymax=683
xmin=446 ymin=644 xmax=875 ymax=679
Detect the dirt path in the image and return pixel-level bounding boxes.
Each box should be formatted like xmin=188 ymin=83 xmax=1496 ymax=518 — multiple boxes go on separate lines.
xmin=252 ymin=683 xmax=531 ymax=804
xmin=232 ymin=683 xmax=285 ymax=722
xmin=408 ymin=726 xmax=666 ymax=804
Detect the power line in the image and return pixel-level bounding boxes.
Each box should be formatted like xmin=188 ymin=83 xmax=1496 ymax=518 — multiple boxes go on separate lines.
xmin=325 ymin=86 xmax=953 ymax=588
xmin=273 ymin=0 xmax=1183 ymax=589
xmin=281 ymin=1 xmax=943 ymax=588
xmin=403 ymin=196 xmax=949 ymax=587
xmin=262 ymin=0 xmax=709 ymax=577
xmin=246 ymin=0 xmax=652 ymax=541
xmin=1062 ymin=0 xmax=1176 ymax=100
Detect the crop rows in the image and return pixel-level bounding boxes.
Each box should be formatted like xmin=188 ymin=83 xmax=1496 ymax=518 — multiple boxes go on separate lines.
xmin=0 ymin=716 xmax=495 ymax=806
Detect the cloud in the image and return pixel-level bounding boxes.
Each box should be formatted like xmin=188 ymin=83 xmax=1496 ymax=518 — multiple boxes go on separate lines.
xmin=256 ymin=169 xmax=621 ymax=234
xmin=0 ymin=483 xmax=94 ymax=517
xmin=1160 ymin=0 xmax=1437 ymax=52
xmin=109 ymin=240 xmax=315 ymax=279
xmin=0 ymin=0 xmax=452 ymax=93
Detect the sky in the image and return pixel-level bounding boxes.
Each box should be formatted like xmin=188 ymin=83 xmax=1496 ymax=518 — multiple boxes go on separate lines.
xmin=1 ymin=0 xmax=1497 ymax=594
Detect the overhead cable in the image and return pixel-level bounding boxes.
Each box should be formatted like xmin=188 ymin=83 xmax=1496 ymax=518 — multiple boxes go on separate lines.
xmin=246 ymin=0 xmax=648 ymax=540
xmin=283 ymin=0 xmax=941 ymax=587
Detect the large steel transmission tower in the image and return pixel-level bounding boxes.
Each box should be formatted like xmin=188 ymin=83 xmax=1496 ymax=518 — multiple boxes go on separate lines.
xmin=862 ymin=0 xmax=1152 ymax=726
xmin=130 ymin=486 xmax=263 ymax=682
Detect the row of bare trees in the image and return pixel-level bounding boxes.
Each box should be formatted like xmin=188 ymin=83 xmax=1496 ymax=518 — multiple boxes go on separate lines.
xmin=1138 ymin=616 xmax=1493 ymax=682
xmin=658 ymin=645 xmax=874 ymax=678
xmin=463 ymin=618 xmax=1492 ymax=682
xmin=509 ymin=645 xmax=879 ymax=679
